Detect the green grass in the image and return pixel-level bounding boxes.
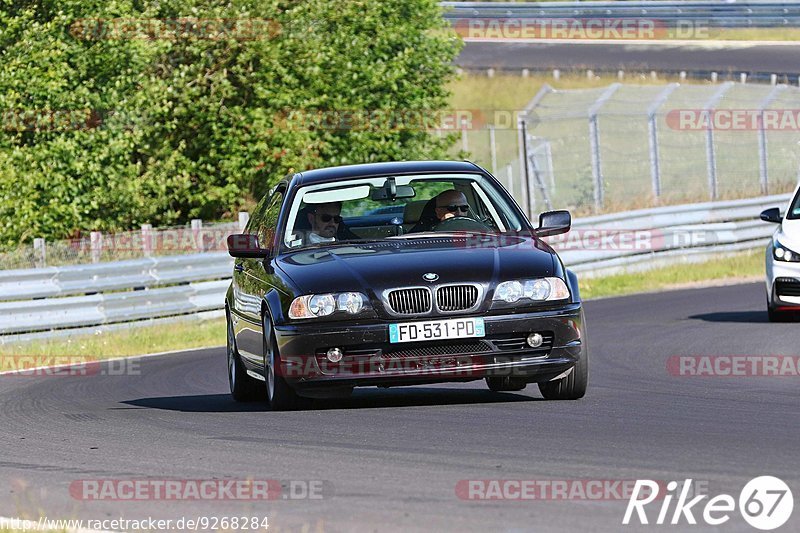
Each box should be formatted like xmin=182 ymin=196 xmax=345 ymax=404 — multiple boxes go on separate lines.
xmin=0 ymin=318 xmax=224 ymax=371
xmin=578 ymin=250 xmax=763 ymax=300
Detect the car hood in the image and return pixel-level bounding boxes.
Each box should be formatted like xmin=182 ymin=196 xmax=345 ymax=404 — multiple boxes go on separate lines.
xmin=276 ymin=235 xmax=556 ymax=295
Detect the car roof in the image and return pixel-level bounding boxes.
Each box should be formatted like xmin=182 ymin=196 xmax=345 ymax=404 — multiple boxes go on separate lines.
xmin=292 ymin=161 xmax=485 ymax=188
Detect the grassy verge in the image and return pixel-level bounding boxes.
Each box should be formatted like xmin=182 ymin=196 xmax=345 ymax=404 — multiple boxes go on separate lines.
xmin=0 ymin=318 xmax=225 ymax=371
xmin=578 ymin=250 xmax=763 ymax=300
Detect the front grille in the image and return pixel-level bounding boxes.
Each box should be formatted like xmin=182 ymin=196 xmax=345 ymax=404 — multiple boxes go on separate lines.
xmin=436 ymin=285 xmax=479 ymax=312
xmin=383 ymin=341 xmax=490 ymax=359
xmin=776 ymin=278 xmax=800 ymax=297
xmin=386 ymin=288 xmax=432 ymax=315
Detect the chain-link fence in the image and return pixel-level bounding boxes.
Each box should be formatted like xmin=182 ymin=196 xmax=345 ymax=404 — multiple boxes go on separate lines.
xmin=456 ymin=82 xmax=800 ymax=217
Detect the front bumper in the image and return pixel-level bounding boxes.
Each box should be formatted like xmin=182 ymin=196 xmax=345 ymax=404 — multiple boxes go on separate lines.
xmin=766 ymin=249 xmax=800 ymax=308
xmin=273 ymin=303 xmax=585 ymax=389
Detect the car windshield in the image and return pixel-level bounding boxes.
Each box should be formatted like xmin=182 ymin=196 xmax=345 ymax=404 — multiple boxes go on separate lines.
xmin=788 ymin=189 xmax=800 ymax=219
xmin=282 ymin=173 xmax=525 ymax=250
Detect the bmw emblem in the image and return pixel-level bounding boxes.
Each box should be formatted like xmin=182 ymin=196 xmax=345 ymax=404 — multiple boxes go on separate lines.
xmin=422 ymin=273 xmax=439 ymax=282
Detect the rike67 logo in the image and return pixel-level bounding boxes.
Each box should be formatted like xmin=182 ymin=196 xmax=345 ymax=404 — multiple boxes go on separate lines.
xmin=623 ymin=477 xmax=793 ymax=530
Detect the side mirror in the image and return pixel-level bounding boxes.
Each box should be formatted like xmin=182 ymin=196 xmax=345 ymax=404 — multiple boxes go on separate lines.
xmin=535 ymin=210 xmax=571 ymax=237
xmin=760 ymin=207 xmax=782 ymax=224
xmin=227 ymin=233 xmax=270 ymax=258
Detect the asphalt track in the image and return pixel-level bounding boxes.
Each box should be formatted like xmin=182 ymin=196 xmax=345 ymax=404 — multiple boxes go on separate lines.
xmin=458 ymin=41 xmax=800 ymax=77
xmin=1 ymin=281 xmax=799 ymax=532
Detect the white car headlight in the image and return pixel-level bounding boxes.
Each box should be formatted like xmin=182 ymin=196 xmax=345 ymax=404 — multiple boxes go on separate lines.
xmin=524 ymin=279 xmax=551 ymax=300
xmin=494 ymin=277 xmax=569 ymax=303
xmin=495 ymin=281 xmax=523 ymax=303
xmin=289 ymin=292 xmax=367 ymax=319
xmin=774 ymin=239 xmax=800 ymax=262
xmin=337 ymin=292 xmax=364 ymax=314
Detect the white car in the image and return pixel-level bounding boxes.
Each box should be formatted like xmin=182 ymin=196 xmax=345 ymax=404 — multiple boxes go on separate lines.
xmin=762 ymin=184 xmax=800 ymax=322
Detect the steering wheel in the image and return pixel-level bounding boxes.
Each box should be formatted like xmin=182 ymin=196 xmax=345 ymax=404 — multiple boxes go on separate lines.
xmin=432 ymin=216 xmax=493 ymax=233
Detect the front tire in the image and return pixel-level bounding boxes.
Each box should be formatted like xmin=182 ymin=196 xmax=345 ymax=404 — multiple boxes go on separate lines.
xmin=263 ymin=314 xmax=301 ymax=411
xmin=539 ymin=313 xmax=589 ymax=400
xmin=227 ymin=315 xmax=261 ymax=402
xmin=768 ymin=306 xmax=795 ymax=322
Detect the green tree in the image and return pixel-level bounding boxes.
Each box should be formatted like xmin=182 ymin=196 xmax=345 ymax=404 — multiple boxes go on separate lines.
xmin=0 ymin=0 xmax=461 ymax=246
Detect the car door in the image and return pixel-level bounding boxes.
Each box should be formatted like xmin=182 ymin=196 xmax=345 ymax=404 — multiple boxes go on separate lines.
xmin=231 ymin=186 xmax=286 ymax=367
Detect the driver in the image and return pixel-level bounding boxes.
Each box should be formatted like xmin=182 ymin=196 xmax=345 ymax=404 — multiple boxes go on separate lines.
xmin=434 ymin=190 xmax=470 ymax=222
xmin=307 ymin=202 xmax=342 ymax=244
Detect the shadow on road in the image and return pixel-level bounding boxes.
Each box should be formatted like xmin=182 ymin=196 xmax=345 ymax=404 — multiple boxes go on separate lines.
xmin=689 ymin=311 xmax=769 ymax=323
xmin=122 ymin=394 xmax=268 ymax=413
xmin=121 ymin=388 xmax=539 ymax=413
xmin=316 ymin=387 xmax=540 ymax=411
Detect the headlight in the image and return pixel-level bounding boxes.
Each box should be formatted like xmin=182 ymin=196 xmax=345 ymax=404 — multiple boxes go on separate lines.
xmin=495 ymin=281 xmax=523 ymax=303
xmin=337 ymin=292 xmax=364 ymax=314
xmin=493 ymin=277 xmax=569 ymax=303
xmin=524 ymin=279 xmax=551 ymax=300
xmin=774 ymin=239 xmax=800 ymax=262
xmin=289 ymin=292 xmax=368 ymax=319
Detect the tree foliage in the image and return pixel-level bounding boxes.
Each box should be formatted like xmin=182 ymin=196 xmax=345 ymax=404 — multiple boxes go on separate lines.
xmin=0 ymin=0 xmax=461 ymax=245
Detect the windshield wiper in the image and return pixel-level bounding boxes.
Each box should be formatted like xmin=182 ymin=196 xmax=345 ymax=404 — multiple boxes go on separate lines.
xmin=285 ymin=238 xmax=387 ymax=252
xmin=388 ymin=231 xmax=496 ymax=240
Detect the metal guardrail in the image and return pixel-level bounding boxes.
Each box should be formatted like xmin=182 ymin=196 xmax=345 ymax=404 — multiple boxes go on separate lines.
xmin=0 ymin=193 xmax=789 ymax=338
xmin=0 ymin=253 xmax=231 ymax=301
xmin=441 ymin=1 xmax=800 ymax=28
xmin=557 ymin=193 xmax=790 ymax=275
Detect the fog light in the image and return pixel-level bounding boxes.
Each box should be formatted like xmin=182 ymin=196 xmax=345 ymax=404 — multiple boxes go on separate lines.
xmin=526 ymin=333 xmax=543 ymax=348
xmin=326 ymin=347 xmax=344 ymax=363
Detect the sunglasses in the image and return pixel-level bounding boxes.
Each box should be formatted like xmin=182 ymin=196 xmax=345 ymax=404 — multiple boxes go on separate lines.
xmin=437 ymin=204 xmax=469 ymax=213
xmin=317 ymin=213 xmax=343 ymax=223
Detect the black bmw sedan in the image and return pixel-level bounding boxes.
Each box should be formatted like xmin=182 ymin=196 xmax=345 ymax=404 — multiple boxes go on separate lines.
xmin=225 ymin=161 xmax=587 ymax=409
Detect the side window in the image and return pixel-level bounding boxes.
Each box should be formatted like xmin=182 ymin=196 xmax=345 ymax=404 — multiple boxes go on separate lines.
xmin=248 ymin=190 xmax=284 ymax=248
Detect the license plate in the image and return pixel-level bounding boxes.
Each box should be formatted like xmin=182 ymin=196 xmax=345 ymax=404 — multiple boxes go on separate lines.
xmin=389 ymin=317 xmax=485 ymax=344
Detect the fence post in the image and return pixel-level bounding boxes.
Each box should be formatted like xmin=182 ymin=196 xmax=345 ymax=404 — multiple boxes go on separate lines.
xmin=460 ymin=122 xmax=469 ymax=153
xmin=520 ymin=119 xmax=533 ymax=217
xmin=141 ymin=224 xmax=153 ymax=257
xmin=506 ymin=164 xmax=514 ymax=199
xmin=238 ymin=211 xmax=250 ymax=231
xmin=90 ymin=231 xmax=103 ymax=263
xmin=517 ymin=117 xmax=529 ymax=216
xmin=545 ymin=141 xmax=555 ymax=193
xmin=488 ymin=125 xmax=497 ymax=175
xmin=33 ymin=238 xmax=46 ymax=268
xmin=587 ymin=83 xmax=621 ymax=212
xmin=702 ymin=82 xmax=734 ymax=201
xmin=191 ymin=219 xmax=204 ymax=252
xmin=646 ymin=84 xmax=679 ymax=202
xmin=757 ymin=85 xmax=787 ymax=195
